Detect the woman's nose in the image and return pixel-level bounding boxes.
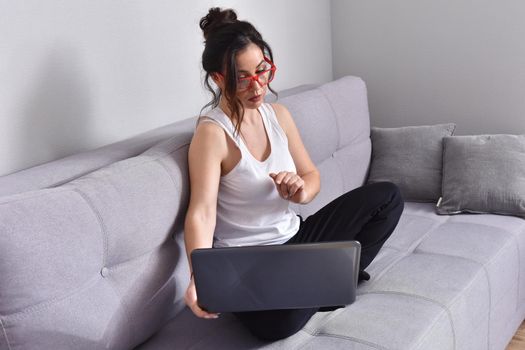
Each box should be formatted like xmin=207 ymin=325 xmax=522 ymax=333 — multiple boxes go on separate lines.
xmin=251 ymin=79 xmax=263 ymax=91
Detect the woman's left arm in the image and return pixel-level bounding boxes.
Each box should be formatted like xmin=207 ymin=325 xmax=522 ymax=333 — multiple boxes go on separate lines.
xmin=270 ymin=103 xmax=320 ymax=204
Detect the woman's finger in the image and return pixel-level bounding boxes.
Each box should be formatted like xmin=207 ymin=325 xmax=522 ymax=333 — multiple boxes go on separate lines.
xmin=191 ymin=301 xmax=220 ymax=319
xmin=274 ymin=171 xmax=289 ymax=185
xmin=193 ymin=304 xmax=219 ymax=319
xmin=280 ymin=181 xmax=291 ymax=198
xmin=271 ymin=172 xmax=289 ymax=198
xmin=288 ymin=178 xmax=304 ymax=197
xmin=186 ymin=280 xmax=219 ymax=319
xmin=281 ymin=172 xmax=294 ymax=185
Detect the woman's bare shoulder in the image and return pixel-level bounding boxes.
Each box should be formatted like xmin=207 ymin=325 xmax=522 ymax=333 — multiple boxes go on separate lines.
xmin=190 ymin=118 xmax=228 ymax=157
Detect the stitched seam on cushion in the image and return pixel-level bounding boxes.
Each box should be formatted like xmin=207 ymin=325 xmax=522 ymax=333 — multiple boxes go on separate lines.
xmin=0 ymin=144 xmax=190 ymax=205
xmin=300 ymin=308 xmax=346 ymax=336
xmin=73 ymin=188 xmax=108 ymax=267
xmin=75 ymin=155 xmax=184 ymax=269
xmin=155 ymin=157 xmax=188 ymax=240
xmin=399 ymin=212 xmax=448 ymax=221
xmin=307 ymin=332 xmax=387 ymax=349
xmin=414 ymin=235 xmax=521 ymax=350
xmin=362 ymin=253 xmax=406 ymax=290
xmin=364 ymin=218 xmax=449 ymax=289
xmin=144 ymin=275 xmax=176 ymax=308
xmin=332 ymin=138 xmax=370 ymax=191
xmin=106 ymin=244 xmax=162 ymax=272
xmin=3 ymin=275 xmax=100 ymax=320
xmin=364 ymin=255 xmax=489 ymax=350
xmin=484 ymin=262 xmax=492 ymax=350
xmin=317 ymin=88 xmax=342 ymax=150
xmin=410 ymin=256 xmax=489 ymax=350
xmin=359 ymin=291 xmax=457 ymax=350
xmin=410 ymin=250 xmax=491 ymax=317
xmin=0 ymin=318 xmax=12 ymax=350
xmin=55 ymin=143 xmax=190 ymax=189
xmin=154 ymin=158 xmax=182 ymax=193
xmin=382 ymin=217 xmax=444 ymax=251
xmin=411 ymin=308 xmax=452 ymax=350
xmin=43 ymin=143 xmax=190 ymax=189
xmin=294 ymin=309 xmax=363 ymax=350
xmin=104 ymin=238 xmax=177 ymax=277
xmin=0 ymin=187 xmax=70 ymax=205
xmin=154 ymin=154 xmax=187 ymax=234
xmin=71 ymin=145 xmax=189 ymax=267
xmin=381 ymin=245 xmax=402 ymax=252
xmin=332 ymin=159 xmax=348 ymax=196
xmin=514 ymin=224 xmax=525 ymax=304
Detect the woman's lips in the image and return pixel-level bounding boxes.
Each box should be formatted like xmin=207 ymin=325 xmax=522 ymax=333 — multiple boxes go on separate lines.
xmin=249 ymin=95 xmax=262 ymax=102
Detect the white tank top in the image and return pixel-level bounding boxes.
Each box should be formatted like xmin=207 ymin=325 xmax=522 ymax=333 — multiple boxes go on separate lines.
xmin=197 ymin=103 xmax=300 ymax=247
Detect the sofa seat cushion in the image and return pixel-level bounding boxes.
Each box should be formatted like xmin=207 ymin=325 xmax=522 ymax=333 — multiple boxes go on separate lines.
xmin=136 ymin=202 xmax=525 ymax=350
xmin=360 ymin=202 xmax=525 ymax=350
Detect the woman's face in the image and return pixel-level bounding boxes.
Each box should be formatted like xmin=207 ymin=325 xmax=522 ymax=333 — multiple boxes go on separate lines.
xmin=219 ymin=43 xmax=271 ymax=109
xmin=235 ymin=43 xmax=268 ymax=108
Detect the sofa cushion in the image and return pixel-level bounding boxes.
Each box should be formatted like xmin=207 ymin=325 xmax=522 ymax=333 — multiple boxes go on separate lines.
xmin=0 ymin=132 xmax=192 ymax=350
xmin=136 ymin=202 xmax=525 ymax=349
xmin=281 ymin=76 xmax=371 ymax=218
xmin=437 ymin=134 xmax=525 ymax=218
xmin=367 ymin=124 xmax=456 ymax=202
xmin=0 ymin=117 xmax=196 ymax=197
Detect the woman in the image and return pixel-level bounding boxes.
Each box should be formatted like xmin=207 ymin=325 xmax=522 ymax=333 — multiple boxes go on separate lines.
xmin=184 ymin=7 xmax=404 ymax=341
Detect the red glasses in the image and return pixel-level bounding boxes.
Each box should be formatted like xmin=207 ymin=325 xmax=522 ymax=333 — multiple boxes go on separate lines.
xmin=218 ymin=57 xmax=276 ymax=91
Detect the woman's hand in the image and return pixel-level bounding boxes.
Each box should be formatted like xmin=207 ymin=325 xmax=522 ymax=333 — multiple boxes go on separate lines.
xmin=269 ymin=171 xmax=308 ymax=204
xmin=185 ymin=276 xmax=220 ymax=319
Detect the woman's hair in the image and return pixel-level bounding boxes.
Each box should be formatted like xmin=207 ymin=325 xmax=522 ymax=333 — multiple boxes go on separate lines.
xmin=199 ymin=7 xmax=277 ymax=136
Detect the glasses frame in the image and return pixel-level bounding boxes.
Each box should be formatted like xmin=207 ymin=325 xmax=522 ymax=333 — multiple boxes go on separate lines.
xmin=218 ymin=57 xmax=277 ymax=91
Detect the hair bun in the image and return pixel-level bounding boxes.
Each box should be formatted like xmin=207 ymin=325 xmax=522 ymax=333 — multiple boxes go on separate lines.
xmin=200 ymin=7 xmax=238 ymax=40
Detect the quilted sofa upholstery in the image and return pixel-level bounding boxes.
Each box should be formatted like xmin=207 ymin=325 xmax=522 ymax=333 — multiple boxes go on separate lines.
xmin=1 ymin=76 xmax=524 ymax=350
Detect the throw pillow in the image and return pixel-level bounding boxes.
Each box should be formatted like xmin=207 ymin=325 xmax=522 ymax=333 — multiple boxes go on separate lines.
xmin=367 ymin=123 xmax=456 ymax=202
xmin=436 ymin=134 xmax=525 ymax=218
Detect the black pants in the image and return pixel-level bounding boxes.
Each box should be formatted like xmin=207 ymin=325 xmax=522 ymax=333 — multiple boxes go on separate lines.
xmin=233 ymin=181 xmax=404 ymax=342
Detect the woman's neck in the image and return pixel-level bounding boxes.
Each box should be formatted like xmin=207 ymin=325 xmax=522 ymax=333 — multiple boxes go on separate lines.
xmin=219 ymin=98 xmax=260 ymax=125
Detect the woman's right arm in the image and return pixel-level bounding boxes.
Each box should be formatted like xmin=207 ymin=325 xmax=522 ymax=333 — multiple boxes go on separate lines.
xmin=184 ymin=121 xmax=226 ymax=319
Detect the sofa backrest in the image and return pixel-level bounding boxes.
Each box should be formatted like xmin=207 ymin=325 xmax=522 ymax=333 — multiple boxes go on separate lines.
xmin=0 ymin=117 xmax=197 ymax=197
xmin=0 ymin=141 xmax=193 ymax=350
xmin=0 ymin=76 xmax=371 ymax=350
xmin=281 ymin=76 xmax=371 ymax=218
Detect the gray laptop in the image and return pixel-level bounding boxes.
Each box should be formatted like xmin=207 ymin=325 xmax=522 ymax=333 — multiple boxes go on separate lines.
xmin=191 ymin=240 xmax=361 ymax=313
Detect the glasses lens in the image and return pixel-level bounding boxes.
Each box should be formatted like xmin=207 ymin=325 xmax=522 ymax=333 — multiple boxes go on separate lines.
xmin=258 ymin=70 xmax=270 ymax=85
xmin=236 ymin=63 xmax=275 ymax=90
xmin=265 ymin=68 xmax=275 ymax=83
xmin=237 ymin=78 xmax=251 ymax=90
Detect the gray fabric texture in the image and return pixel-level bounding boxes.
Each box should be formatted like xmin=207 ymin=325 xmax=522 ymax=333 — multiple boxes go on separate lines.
xmin=367 ymin=124 xmax=456 ymax=202
xmin=437 ymin=134 xmax=525 ymax=217
xmin=0 ymin=149 xmax=190 ymax=349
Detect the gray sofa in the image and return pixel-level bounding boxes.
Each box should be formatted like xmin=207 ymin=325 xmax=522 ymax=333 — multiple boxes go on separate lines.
xmin=1 ymin=76 xmax=524 ymax=350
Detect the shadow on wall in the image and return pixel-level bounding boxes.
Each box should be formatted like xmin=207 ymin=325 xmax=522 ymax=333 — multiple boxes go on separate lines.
xmin=17 ymin=45 xmax=94 ymax=169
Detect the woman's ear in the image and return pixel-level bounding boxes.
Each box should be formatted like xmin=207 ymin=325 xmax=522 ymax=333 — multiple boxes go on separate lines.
xmin=211 ymin=73 xmax=224 ymax=89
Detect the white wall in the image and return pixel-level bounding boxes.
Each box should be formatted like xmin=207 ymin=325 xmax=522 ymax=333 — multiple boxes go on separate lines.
xmin=0 ymin=0 xmax=332 ymax=176
xmin=332 ymin=0 xmax=525 ymax=135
